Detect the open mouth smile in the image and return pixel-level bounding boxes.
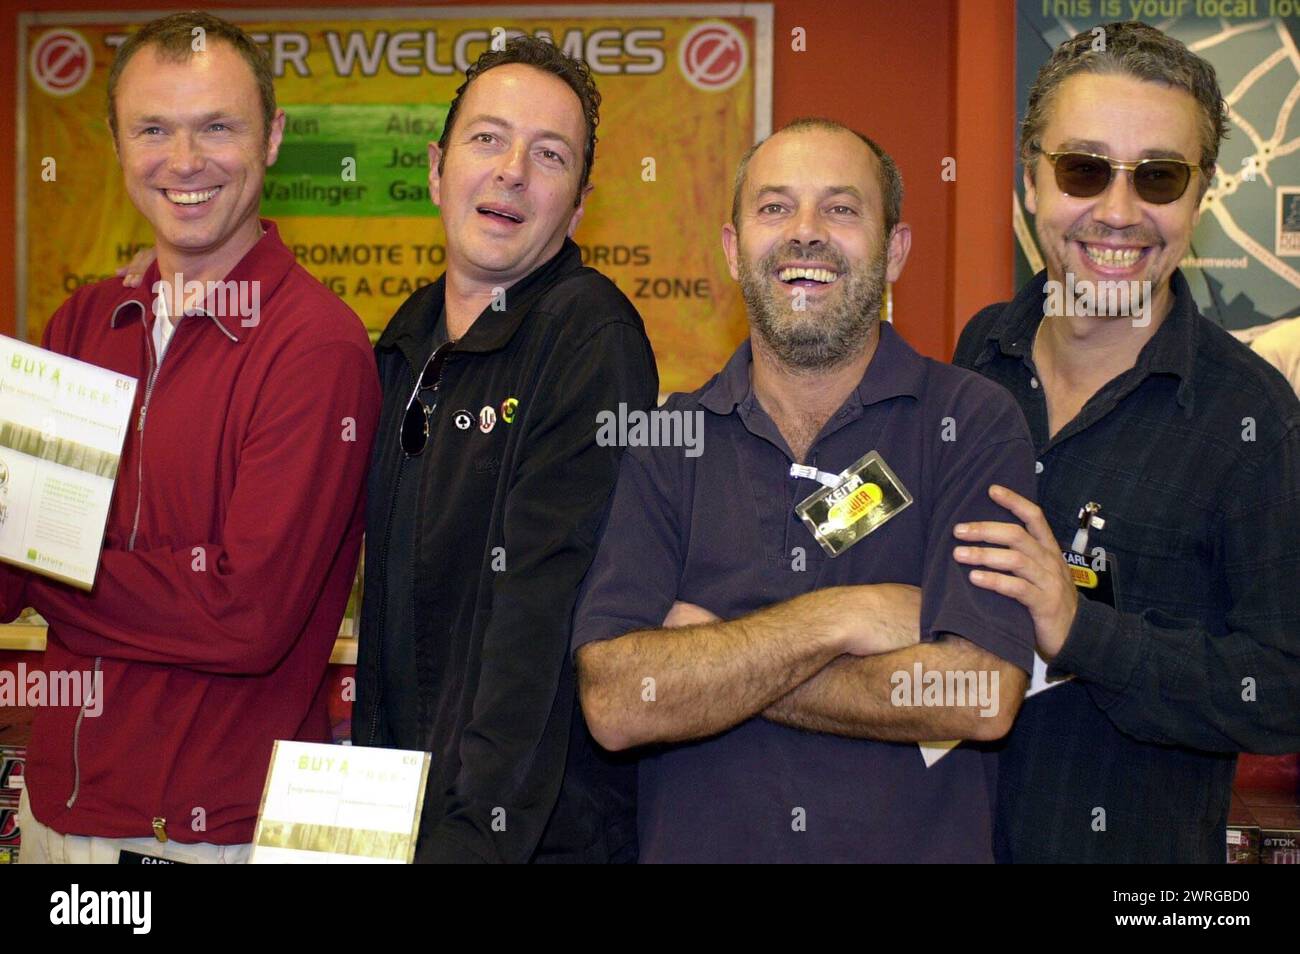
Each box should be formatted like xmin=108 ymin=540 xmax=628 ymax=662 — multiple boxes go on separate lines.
xmin=776 ymin=265 xmax=840 ymax=287
xmin=1078 ymin=242 xmax=1150 ymax=273
xmin=163 ymin=187 xmax=221 ymax=206
xmin=477 ymin=204 xmax=526 ymax=225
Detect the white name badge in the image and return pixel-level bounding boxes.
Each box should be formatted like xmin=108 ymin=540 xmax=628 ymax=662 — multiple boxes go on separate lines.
xmin=251 ymin=740 xmax=431 ymax=864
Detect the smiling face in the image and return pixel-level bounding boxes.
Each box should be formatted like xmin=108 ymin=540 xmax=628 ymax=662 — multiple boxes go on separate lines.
xmin=1026 ymin=72 xmax=1205 ymax=321
xmin=723 ymin=127 xmax=910 ymax=370
xmin=429 ymin=64 xmax=590 ymax=288
xmin=114 ymin=41 xmax=282 ymax=275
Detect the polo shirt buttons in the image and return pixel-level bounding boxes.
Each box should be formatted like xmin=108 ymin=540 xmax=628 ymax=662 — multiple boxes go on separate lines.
xmin=1035 ymin=461 xmax=1044 ymax=474
xmin=1030 ymin=376 xmax=1040 ymax=389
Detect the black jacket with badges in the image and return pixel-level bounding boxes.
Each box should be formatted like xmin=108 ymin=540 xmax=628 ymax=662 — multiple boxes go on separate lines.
xmin=353 ymin=239 xmax=658 ymax=863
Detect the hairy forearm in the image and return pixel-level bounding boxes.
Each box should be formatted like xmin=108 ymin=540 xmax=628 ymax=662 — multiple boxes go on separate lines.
xmin=577 ymin=589 xmax=849 ymax=750
xmin=764 ymin=636 xmax=1027 ymax=742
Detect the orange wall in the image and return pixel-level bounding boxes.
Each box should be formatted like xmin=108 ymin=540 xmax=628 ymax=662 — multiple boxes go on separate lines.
xmin=0 ymin=0 xmax=1015 ymax=361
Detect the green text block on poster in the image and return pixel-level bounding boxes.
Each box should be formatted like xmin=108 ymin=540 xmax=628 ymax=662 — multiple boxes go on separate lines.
xmin=263 ymin=104 xmax=449 ymax=217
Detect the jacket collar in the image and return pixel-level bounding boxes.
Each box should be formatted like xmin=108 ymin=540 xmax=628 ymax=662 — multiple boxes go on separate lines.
xmin=975 ymin=268 xmax=1199 ymax=412
xmin=700 ymin=321 xmax=924 ymax=415
xmin=109 ymin=219 xmax=297 ymax=344
xmin=377 ymin=238 xmax=585 ymax=368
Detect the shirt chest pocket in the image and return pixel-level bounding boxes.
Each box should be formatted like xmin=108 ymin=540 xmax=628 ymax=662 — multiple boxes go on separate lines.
xmin=1091 ymin=497 xmax=1217 ymax=614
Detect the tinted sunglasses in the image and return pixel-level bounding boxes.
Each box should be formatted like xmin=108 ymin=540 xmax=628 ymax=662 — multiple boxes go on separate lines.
xmin=1042 ymin=150 xmax=1200 ymax=205
xmin=401 ymin=341 xmax=455 ymax=458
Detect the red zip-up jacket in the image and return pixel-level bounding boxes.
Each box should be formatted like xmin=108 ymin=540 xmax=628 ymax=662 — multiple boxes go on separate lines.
xmin=0 ymin=222 xmax=380 ymax=845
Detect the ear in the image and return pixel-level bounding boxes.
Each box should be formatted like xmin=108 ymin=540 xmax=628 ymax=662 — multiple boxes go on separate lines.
xmin=427 ymin=141 xmax=444 ymax=208
xmin=721 ymin=222 xmax=741 ymax=283
xmin=264 ymin=109 xmax=286 ymax=167
xmin=884 ymin=223 xmax=912 ymax=283
xmin=1023 ymin=162 xmax=1039 ymax=216
xmin=567 ymin=182 xmax=594 ymax=238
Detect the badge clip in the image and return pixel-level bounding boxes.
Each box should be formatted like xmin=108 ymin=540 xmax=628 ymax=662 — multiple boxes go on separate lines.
xmin=1070 ymin=502 xmax=1105 ymax=555
xmin=789 ymin=463 xmax=842 ymax=488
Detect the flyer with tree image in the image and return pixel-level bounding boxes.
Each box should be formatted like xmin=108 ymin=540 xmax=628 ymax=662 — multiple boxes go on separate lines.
xmin=0 ymin=336 xmax=136 ymax=589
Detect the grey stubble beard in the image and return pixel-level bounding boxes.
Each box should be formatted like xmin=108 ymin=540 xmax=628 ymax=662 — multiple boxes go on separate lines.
xmin=738 ymin=240 xmax=887 ymax=372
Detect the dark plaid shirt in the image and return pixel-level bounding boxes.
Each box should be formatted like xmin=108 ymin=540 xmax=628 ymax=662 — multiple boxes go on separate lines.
xmin=955 ymin=269 xmax=1300 ymax=863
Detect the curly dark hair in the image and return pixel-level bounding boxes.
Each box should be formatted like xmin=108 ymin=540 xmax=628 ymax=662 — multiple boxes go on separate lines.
xmin=437 ymin=36 xmax=601 ymax=207
xmin=1021 ymin=21 xmax=1229 ymax=192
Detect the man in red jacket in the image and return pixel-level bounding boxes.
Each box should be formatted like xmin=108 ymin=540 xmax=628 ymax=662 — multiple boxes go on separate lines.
xmin=3 ymin=12 xmax=379 ymax=863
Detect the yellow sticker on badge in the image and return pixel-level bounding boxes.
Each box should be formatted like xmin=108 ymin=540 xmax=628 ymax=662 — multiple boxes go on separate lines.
xmin=826 ymin=481 xmax=884 ymax=529
xmin=1068 ymin=564 xmax=1098 ymax=589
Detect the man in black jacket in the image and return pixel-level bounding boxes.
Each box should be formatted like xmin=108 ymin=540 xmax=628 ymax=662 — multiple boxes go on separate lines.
xmin=951 ymin=22 xmax=1300 ymax=862
xmin=352 ymin=37 xmax=658 ymax=863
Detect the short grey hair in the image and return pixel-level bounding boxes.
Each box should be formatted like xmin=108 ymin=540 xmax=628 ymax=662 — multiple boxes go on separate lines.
xmin=1020 ymin=21 xmax=1228 ymax=188
xmin=730 ymin=117 xmax=903 ymax=237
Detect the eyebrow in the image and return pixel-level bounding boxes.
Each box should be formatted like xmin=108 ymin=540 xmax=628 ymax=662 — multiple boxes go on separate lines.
xmin=1053 ymin=139 xmax=1191 ymax=161
xmin=132 ymin=111 xmax=235 ymax=127
xmin=461 ymin=113 xmax=578 ymax=153
xmin=753 ymin=184 xmax=866 ymax=201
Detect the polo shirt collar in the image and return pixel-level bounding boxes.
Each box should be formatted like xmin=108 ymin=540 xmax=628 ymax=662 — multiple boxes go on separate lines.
xmin=109 ymin=219 xmax=296 ymax=344
xmin=699 ymin=321 xmax=923 ymax=416
xmin=975 ymin=267 xmax=1199 ymax=411
xmin=698 ymin=337 xmax=754 ymax=414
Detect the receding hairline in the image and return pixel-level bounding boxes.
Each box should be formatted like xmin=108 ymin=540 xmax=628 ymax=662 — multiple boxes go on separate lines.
xmin=117 ymin=34 xmax=252 ymax=79
xmin=112 ymin=39 xmax=267 ymax=130
xmin=736 ymin=127 xmax=884 ymax=213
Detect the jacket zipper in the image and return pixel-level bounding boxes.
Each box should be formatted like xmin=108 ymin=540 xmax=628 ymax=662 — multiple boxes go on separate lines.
xmin=128 ymin=330 xmax=166 ymax=550
xmin=68 ymin=316 xmax=166 ymax=810
xmin=365 ymin=465 xmax=404 ymax=746
xmin=364 ymin=354 xmax=429 ymax=745
xmin=64 ymin=655 xmax=102 ymax=809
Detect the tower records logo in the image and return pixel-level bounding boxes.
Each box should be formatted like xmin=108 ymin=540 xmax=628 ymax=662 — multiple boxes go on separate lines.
xmin=678 ymin=22 xmax=747 ymax=92
xmin=30 ymin=30 xmax=93 ymax=98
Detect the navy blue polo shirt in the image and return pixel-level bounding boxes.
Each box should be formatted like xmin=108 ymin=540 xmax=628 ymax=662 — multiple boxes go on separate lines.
xmin=572 ymin=323 xmax=1039 ymax=863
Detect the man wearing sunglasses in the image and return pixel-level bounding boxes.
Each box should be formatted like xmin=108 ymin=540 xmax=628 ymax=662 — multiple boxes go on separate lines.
xmin=953 ymin=21 xmax=1300 ymax=862
xmin=351 ymin=37 xmax=658 ymax=863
